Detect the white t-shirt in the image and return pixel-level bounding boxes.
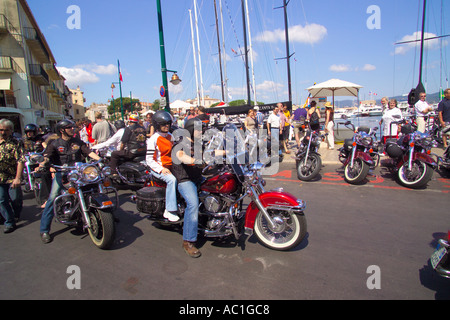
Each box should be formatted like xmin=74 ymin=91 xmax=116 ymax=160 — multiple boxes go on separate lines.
xmin=414 ymin=100 xmax=430 ymax=117
xmin=267 ymin=113 xmax=280 ymax=130
xmin=382 ymin=107 xmax=403 ymax=136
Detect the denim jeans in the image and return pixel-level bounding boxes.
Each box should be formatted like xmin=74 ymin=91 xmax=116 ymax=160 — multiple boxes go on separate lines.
xmin=40 ymin=171 xmax=63 ymax=233
xmin=0 ymin=184 xmax=15 ymax=227
xmin=177 ymin=180 xmax=199 ymax=242
xmin=151 ymin=170 xmax=178 ymax=212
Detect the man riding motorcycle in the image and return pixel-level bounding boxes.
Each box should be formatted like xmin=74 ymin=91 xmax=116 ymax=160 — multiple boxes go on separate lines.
xmin=109 ymin=115 xmax=146 ymax=176
xmin=37 ymin=119 xmax=101 ymax=244
xmin=23 ymin=123 xmax=45 ymax=153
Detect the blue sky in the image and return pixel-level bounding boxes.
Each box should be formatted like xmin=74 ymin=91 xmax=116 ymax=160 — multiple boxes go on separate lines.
xmin=27 ymin=0 xmax=449 ymax=108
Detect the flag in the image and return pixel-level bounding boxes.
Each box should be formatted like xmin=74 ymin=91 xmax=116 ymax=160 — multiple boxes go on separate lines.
xmin=118 ymin=60 xmax=123 ymax=82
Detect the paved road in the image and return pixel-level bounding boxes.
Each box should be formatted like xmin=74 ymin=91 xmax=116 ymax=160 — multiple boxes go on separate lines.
xmin=1 ymin=161 xmax=449 ymax=301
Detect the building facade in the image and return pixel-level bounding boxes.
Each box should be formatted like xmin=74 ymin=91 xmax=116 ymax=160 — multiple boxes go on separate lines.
xmin=0 ymin=0 xmax=70 ymax=133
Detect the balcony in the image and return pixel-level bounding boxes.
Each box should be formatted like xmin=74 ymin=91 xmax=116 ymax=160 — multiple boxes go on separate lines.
xmin=0 ymin=14 xmax=23 ymax=46
xmin=29 ymin=64 xmax=49 ymax=86
xmin=23 ymin=27 xmax=50 ymax=63
xmin=0 ymin=56 xmax=25 ymax=74
xmin=43 ymin=63 xmax=60 ymax=80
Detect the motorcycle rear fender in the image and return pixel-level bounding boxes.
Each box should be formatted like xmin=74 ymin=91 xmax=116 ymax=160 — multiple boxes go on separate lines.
xmin=244 ymin=191 xmax=305 ymax=232
xmin=396 ymin=152 xmax=438 ymax=169
xmin=89 ymin=193 xmax=115 ymax=210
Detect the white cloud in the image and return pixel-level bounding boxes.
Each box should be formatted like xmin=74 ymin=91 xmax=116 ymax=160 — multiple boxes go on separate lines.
xmin=361 ymin=64 xmax=376 ymax=71
xmin=394 ymin=32 xmax=447 ymax=55
xmin=254 ymin=23 xmax=327 ymax=44
xmin=329 ymin=64 xmax=376 ymax=72
xmin=329 ymin=64 xmax=352 ymax=72
xmin=57 ymin=66 xmax=99 ymax=87
xmin=74 ymin=63 xmax=117 ymax=75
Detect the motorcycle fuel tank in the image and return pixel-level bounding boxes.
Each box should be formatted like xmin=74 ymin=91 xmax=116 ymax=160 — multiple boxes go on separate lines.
xmin=201 ymin=172 xmax=238 ymax=194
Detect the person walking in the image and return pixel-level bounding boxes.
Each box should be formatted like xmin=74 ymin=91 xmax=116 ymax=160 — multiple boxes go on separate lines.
xmin=92 ymin=112 xmax=113 ymax=144
xmin=0 ymin=119 xmax=25 ymax=233
xmin=324 ymin=102 xmax=335 ymax=150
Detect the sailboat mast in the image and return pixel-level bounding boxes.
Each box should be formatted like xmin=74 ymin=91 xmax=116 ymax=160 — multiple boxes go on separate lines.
xmin=283 ymin=0 xmax=293 ymax=105
xmin=241 ymin=0 xmax=251 ymax=106
xmin=189 ymin=9 xmax=200 ymax=105
xmin=214 ymin=0 xmax=225 ymax=102
xmin=193 ymin=0 xmax=205 ymax=106
xmin=417 ymin=0 xmax=427 ymax=93
xmin=245 ymin=0 xmax=257 ymax=106
xmin=219 ymin=0 xmax=228 ymax=103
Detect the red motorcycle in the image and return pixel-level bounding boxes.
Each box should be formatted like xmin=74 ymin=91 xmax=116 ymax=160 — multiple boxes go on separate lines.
xmin=133 ymin=123 xmax=307 ymax=251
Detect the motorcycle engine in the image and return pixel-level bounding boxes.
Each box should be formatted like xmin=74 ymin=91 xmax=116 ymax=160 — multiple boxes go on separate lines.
xmin=199 ymin=192 xmax=224 ymax=214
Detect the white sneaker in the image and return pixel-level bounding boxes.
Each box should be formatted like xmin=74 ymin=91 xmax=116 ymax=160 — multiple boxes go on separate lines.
xmin=163 ymin=210 xmax=180 ymax=222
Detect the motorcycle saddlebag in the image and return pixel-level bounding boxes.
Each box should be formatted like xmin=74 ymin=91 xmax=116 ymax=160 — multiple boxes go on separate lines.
xmin=386 ymin=143 xmax=403 ymax=159
xmin=136 ymin=186 xmax=166 ymax=215
xmin=119 ymin=161 xmax=147 ymax=184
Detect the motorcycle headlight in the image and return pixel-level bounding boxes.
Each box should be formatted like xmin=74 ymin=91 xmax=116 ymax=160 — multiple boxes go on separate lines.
xmin=102 ymin=166 xmax=112 ymax=176
xmin=82 ymin=166 xmax=100 ymax=182
xmin=356 ymin=134 xmax=372 ymax=147
xmin=68 ymin=170 xmax=80 ymax=182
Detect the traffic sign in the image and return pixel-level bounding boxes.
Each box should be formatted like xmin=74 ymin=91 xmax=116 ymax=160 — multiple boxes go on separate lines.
xmin=160 ymin=86 xmax=166 ymax=97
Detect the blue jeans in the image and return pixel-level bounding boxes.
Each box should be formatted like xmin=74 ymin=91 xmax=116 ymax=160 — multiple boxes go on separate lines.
xmin=0 ymin=184 xmax=15 ymax=227
xmin=177 ymin=180 xmax=199 ymax=242
xmin=151 ymin=170 xmax=178 ymax=212
xmin=40 ymin=172 xmax=63 ymax=233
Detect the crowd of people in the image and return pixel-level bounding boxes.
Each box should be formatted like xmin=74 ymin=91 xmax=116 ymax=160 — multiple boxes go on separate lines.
xmin=1 ymin=90 xmax=449 ymax=256
xmin=379 ymin=88 xmax=450 ymax=147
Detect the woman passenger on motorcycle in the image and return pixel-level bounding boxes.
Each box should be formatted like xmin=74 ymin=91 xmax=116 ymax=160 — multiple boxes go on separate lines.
xmin=172 ymin=117 xmax=206 ymax=258
xmin=146 ymin=111 xmax=179 ymax=222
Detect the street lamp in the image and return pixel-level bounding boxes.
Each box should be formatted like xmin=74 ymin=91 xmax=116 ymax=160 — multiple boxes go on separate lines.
xmin=111 ymin=82 xmax=124 ymax=120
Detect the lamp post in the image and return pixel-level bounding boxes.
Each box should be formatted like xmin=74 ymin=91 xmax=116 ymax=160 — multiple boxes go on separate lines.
xmin=157 ymin=0 xmax=182 ymax=112
xmin=111 ymin=81 xmax=124 ymax=120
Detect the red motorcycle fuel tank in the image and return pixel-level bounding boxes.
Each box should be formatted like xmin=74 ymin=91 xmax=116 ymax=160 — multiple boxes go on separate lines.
xmin=201 ymin=172 xmax=238 ymax=194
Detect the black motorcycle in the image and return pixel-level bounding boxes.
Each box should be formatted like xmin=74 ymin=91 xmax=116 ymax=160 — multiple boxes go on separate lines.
xmin=294 ymin=122 xmax=326 ymax=181
xmin=52 ymin=160 xmax=118 ymax=249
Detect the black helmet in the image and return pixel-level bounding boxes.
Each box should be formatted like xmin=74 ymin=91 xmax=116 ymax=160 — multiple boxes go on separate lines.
xmin=114 ymin=120 xmax=125 ymax=130
xmin=152 ymin=110 xmax=173 ymax=131
xmin=184 ymin=117 xmax=204 ymax=138
xmin=55 ymin=119 xmax=76 ymax=135
xmin=42 ymin=126 xmax=52 ymax=135
xmin=24 ymin=123 xmax=39 ymax=133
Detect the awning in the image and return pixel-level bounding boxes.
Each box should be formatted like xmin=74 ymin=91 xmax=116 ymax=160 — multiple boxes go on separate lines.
xmin=0 ymin=75 xmax=12 ymax=90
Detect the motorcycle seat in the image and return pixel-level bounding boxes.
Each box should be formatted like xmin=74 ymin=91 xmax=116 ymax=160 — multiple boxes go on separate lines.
xmin=133 ymin=156 xmax=146 ymax=163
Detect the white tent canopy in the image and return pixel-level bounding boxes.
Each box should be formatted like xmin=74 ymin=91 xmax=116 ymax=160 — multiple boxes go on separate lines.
xmin=307 ymin=79 xmax=363 ymax=107
xmin=170 ymin=100 xmax=194 ymax=109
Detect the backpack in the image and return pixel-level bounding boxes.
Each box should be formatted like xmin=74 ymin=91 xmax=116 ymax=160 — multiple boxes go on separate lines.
xmin=310 ymin=109 xmax=320 ymax=126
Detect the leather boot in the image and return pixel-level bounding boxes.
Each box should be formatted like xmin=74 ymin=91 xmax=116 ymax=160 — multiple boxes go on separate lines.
xmin=183 ymin=241 xmax=201 ymax=258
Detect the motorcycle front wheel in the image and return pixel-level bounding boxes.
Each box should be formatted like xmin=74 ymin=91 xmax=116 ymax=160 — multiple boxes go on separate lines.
xmin=253 ymin=209 xmax=307 ymax=251
xmin=87 ymin=208 xmax=115 ymax=249
xmin=296 ymin=153 xmax=322 ymax=181
xmin=398 ymin=160 xmax=433 ymax=189
xmin=344 ymin=158 xmax=369 ymax=184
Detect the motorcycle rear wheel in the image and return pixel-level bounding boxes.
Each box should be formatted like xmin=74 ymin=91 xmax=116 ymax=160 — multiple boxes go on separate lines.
xmin=296 ymin=153 xmax=322 ymax=181
xmin=344 ymin=158 xmax=369 ymax=184
xmin=87 ymin=209 xmax=115 ymax=249
xmin=253 ymin=209 xmax=307 ymax=251
xmin=398 ymin=160 xmax=433 ymax=189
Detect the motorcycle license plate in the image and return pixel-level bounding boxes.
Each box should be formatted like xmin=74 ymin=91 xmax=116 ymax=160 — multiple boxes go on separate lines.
xmin=430 ymin=246 xmax=447 ymax=269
